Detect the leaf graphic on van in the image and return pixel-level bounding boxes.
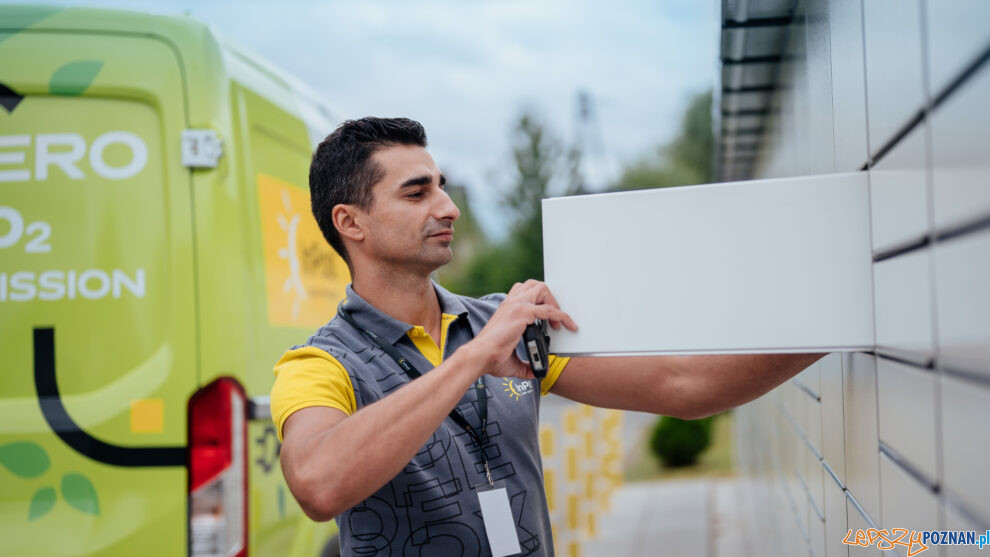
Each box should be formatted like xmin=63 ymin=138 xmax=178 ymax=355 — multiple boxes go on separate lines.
xmin=50 ymin=60 xmax=104 ymax=96
xmin=0 ymin=6 xmax=64 ymax=46
xmin=0 ymin=441 xmax=50 ymax=478
xmin=61 ymin=473 xmax=100 ymax=516
xmin=28 ymin=487 xmax=56 ymax=521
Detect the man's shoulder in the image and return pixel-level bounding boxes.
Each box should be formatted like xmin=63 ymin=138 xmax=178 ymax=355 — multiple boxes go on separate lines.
xmin=461 ymin=291 xmax=506 ymax=308
xmin=291 ymin=318 xmax=362 ymax=362
xmin=287 ymin=289 xmax=509 ymax=355
xmin=447 ymin=290 xmax=507 ymax=321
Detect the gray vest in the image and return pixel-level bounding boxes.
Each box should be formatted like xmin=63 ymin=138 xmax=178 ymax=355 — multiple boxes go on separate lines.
xmin=297 ymin=283 xmax=553 ymax=556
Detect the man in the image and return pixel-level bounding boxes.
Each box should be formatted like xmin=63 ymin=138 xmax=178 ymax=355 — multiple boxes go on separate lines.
xmin=271 ymin=117 xmax=822 ymax=556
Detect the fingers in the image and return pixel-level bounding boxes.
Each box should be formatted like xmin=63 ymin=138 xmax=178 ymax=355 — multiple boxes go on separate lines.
xmin=516 ymin=362 xmax=536 ymax=380
xmin=510 ymin=358 xmax=536 ymax=380
xmin=507 ymin=281 xmax=527 ymax=297
xmin=508 ymin=280 xmax=560 ymax=309
xmin=531 ymin=304 xmax=578 ymax=332
xmin=489 ymin=355 xmax=535 ymax=381
xmin=505 ymin=280 xmax=577 ymax=332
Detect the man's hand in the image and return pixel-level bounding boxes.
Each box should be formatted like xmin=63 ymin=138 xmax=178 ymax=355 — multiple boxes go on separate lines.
xmin=469 ymin=280 xmax=578 ymax=379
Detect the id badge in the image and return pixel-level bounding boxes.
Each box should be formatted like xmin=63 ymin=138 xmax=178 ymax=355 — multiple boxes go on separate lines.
xmin=475 ymin=481 xmax=521 ymax=557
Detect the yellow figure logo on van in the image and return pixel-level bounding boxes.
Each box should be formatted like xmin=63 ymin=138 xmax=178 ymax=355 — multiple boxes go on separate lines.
xmin=258 ymin=174 xmax=349 ymax=327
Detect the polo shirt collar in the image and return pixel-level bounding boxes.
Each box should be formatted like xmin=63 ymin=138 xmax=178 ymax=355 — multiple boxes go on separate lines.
xmin=432 ymin=280 xmax=469 ymax=319
xmin=341 ymin=280 xmax=468 ymax=345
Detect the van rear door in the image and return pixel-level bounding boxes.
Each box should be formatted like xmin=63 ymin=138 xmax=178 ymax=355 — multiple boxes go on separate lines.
xmin=0 ymin=10 xmax=196 ymax=555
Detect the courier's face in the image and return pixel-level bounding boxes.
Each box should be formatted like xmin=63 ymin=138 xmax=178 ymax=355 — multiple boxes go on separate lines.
xmin=357 ymin=144 xmax=460 ymax=273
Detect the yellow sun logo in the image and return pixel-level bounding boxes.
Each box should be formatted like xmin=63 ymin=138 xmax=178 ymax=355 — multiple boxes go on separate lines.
xmin=503 ymin=378 xmax=522 ymax=401
xmin=502 ymin=378 xmax=533 ymax=401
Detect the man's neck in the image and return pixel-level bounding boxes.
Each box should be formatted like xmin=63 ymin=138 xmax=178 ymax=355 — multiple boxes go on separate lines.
xmin=351 ymin=266 xmax=441 ymax=339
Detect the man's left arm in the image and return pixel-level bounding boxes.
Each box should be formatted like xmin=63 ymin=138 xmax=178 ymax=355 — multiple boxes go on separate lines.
xmin=549 ymin=353 xmax=825 ymax=419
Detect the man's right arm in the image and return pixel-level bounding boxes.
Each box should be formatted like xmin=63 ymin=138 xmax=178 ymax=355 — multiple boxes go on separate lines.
xmin=278 ymin=280 xmax=577 ymax=522
xmin=279 ymin=342 xmax=490 ymax=521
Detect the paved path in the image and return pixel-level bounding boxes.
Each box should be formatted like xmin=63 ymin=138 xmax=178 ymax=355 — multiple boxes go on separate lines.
xmin=581 ymin=478 xmax=751 ymax=557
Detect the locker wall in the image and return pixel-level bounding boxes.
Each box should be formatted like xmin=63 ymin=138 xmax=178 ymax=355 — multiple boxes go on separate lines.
xmin=727 ymin=1 xmax=990 ymax=555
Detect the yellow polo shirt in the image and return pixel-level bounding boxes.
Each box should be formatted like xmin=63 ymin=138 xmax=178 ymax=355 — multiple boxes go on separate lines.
xmin=271 ymin=313 xmax=570 ymax=441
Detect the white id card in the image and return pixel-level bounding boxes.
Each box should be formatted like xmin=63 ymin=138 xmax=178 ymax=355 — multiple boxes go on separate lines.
xmin=477 ymin=487 xmax=521 ymax=557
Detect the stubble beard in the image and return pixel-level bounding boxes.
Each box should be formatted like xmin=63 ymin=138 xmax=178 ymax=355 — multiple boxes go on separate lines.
xmin=377 ymin=238 xmax=452 ymax=278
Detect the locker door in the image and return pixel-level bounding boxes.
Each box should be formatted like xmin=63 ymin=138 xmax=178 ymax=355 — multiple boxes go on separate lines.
xmin=542 ymin=172 xmax=873 ymax=356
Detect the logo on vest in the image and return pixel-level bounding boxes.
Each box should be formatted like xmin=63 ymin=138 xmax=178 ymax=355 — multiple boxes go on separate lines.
xmin=502 ymin=378 xmax=534 ymax=401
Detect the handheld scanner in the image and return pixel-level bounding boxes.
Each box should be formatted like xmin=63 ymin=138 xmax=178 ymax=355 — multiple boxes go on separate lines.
xmin=523 ymin=319 xmax=551 ymax=378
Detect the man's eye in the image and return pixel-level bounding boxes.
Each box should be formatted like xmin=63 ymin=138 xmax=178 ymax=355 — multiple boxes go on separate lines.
xmin=406 ymin=191 xmax=424 ymax=199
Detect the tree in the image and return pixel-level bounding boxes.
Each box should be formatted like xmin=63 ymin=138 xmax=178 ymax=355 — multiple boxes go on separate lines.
xmin=612 ymin=90 xmax=713 ymax=192
xmin=443 ymin=111 xmax=565 ymax=296
xmin=433 ymin=179 xmax=487 ymax=286
xmin=649 ymin=415 xmax=715 ymax=467
xmin=442 ymin=91 xmax=715 ymax=296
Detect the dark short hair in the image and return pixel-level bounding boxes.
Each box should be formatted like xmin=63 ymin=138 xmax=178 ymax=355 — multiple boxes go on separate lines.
xmin=309 ymin=117 xmax=428 ymax=263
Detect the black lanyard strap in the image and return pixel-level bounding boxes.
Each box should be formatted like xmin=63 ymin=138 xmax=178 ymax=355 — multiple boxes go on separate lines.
xmin=336 ymin=302 xmax=492 ymax=482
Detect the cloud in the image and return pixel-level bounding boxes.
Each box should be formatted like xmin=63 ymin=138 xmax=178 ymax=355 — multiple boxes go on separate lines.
xmin=18 ymin=0 xmax=716 ymax=237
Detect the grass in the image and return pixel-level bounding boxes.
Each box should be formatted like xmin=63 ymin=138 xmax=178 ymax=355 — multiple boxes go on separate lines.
xmin=624 ymin=411 xmax=736 ymax=482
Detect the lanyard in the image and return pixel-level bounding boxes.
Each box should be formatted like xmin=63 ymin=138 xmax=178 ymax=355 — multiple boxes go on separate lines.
xmin=336 ymin=302 xmax=494 ymax=486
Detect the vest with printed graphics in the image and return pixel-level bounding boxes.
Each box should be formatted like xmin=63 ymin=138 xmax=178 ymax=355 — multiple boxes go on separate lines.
xmin=298 ymin=290 xmax=553 ymax=557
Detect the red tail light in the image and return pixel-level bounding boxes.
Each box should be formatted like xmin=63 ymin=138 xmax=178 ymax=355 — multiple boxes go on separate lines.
xmin=188 ymin=378 xmax=247 ymax=557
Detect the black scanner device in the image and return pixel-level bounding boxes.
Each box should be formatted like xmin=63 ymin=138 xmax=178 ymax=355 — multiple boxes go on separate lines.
xmin=523 ymin=319 xmax=551 ymax=378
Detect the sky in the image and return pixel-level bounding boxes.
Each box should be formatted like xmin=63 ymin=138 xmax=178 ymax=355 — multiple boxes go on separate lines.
xmin=11 ymin=0 xmax=718 ymax=238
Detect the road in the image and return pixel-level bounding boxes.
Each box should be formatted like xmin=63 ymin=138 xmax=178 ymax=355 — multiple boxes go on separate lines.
xmin=581 ymin=478 xmax=751 ymax=557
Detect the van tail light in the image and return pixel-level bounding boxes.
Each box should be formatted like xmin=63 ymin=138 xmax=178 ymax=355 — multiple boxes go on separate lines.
xmin=188 ymin=378 xmax=248 ymax=557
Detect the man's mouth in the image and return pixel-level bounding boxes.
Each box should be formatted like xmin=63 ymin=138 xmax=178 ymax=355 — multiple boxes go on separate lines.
xmin=428 ymin=226 xmax=454 ymax=240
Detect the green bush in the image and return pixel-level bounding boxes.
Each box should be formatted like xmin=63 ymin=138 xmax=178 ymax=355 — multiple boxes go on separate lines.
xmin=649 ymin=415 xmax=714 ymax=467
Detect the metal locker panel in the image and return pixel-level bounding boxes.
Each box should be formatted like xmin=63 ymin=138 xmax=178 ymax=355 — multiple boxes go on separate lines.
xmin=935 ymin=229 xmax=990 ymax=376
xmin=789 ymin=11 xmax=813 ymax=178
xmin=863 ymin=0 xmax=926 ymax=156
xmin=823 ymin=475 xmax=850 ymax=557
xmin=842 ymin=353 xmax=881 ymax=520
xmin=803 ymin=447 xmax=825 ymax=528
xmin=878 ymin=453 xmax=938 ymax=539
xmin=820 ymin=353 xmax=846 ymax=484
xmin=797 ymin=470 xmax=812 ymax=541
xmin=791 ymin=377 xmax=822 ymax=458
xmin=804 ymin=0 xmax=836 ymax=176
xmin=943 ymin=501 xmax=989 ymax=557
xmin=873 ymin=251 xmax=935 ymax=364
xmin=797 ymin=360 xmax=822 ymax=400
xmin=868 ymin=124 xmax=930 ymax=254
xmin=876 ymin=358 xmax=937 ymax=483
xmin=788 ymin=379 xmax=812 ymax=441
xmin=924 ymin=0 xmax=990 ymax=98
xmin=941 ymin=374 xmax=990 ymax=521
xmin=931 ymin=64 xmax=990 ymax=233
xmin=809 ymin=510 xmax=825 ymax=557
xmin=786 ymin=408 xmax=804 ymax=485
xmin=829 ymin=0 xmax=869 ymax=172
xmin=793 ymin=474 xmax=814 ymax=555
xmin=846 ymin=495 xmax=881 ymax=557
xmin=804 ymin=393 xmax=824 ymax=461
xmin=542 ymin=173 xmax=873 ymax=356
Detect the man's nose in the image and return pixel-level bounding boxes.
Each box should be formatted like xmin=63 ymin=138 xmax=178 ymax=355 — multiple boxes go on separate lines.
xmin=435 ymin=189 xmax=460 ymax=221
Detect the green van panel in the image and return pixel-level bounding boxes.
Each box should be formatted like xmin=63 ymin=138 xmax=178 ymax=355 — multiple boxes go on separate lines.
xmin=0 ymin=27 xmax=193 ymax=556
xmin=1 ymin=6 xmax=344 ymax=555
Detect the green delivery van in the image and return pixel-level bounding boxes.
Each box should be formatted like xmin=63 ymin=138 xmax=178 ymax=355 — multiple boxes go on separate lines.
xmin=0 ymin=6 xmax=352 ymax=555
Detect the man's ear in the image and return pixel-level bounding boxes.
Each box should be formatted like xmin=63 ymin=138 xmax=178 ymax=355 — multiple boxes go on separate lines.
xmin=332 ymin=204 xmax=365 ymax=243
